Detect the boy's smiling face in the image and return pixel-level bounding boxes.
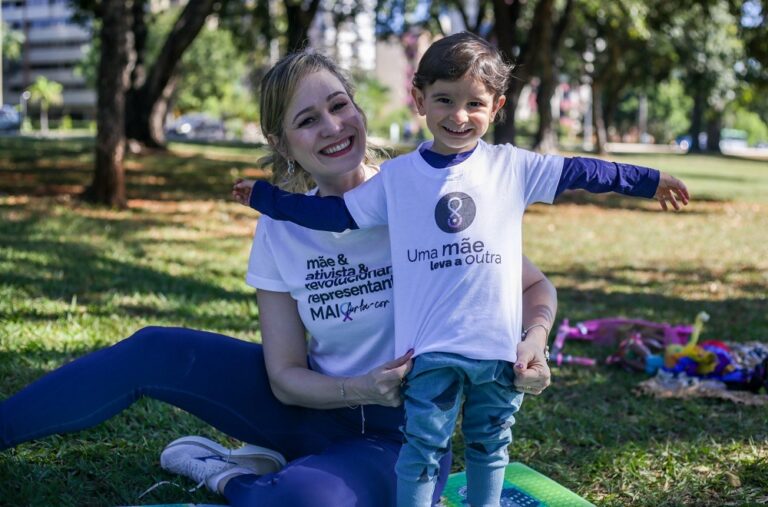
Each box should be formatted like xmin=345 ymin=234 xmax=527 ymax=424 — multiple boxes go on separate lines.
xmin=412 ymin=74 xmax=506 ymax=156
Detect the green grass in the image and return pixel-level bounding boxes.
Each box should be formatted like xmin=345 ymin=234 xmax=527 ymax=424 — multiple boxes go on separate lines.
xmin=1 ymin=136 xmax=766 ymax=506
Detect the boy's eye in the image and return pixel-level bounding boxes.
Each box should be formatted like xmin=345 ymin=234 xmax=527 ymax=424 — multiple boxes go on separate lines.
xmin=436 ymin=97 xmax=451 ymax=104
xmin=468 ymin=101 xmax=484 ymax=108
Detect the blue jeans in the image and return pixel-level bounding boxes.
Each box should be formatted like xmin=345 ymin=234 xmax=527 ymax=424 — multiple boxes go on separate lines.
xmin=396 ymin=352 xmax=524 ymax=507
xmin=0 ymin=326 xmax=450 ymax=506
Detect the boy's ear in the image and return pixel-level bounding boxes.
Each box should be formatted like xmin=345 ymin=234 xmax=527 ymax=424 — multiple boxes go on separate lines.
xmin=492 ymin=95 xmax=507 ymax=121
xmin=411 ymin=87 xmax=427 ymax=116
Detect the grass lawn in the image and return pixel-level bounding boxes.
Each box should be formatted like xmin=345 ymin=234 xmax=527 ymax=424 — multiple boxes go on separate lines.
xmin=1 ymin=136 xmax=766 ymax=506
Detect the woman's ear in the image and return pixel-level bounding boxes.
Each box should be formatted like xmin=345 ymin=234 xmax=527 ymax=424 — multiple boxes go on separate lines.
xmin=267 ymin=134 xmax=290 ymax=159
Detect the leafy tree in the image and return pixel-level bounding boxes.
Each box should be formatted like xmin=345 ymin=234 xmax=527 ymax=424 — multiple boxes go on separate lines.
xmin=728 ymin=106 xmax=768 ymax=144
xmin=1 ymin=21 xmax=24 ymax=105
xmin=147 ymin=9 xmax=256 ymax=120
xmin=563 ymin=0 xmax=677 ymax=153
xmin=646 ymin=79 xmax=693 ymax=143
xmin=26 ymin=76 xmax=64 ymax=134
xmin=374 ymin=0 xmax=575 ymax=147
xmin=670 ymin=1 xmax=743 ymax=152
xmin=2 ymin=21 xmax=24 ymax=60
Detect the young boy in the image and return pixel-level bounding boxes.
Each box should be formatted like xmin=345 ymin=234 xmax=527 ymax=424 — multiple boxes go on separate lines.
xmin=235 ymin=32 xmax=688 ymax=507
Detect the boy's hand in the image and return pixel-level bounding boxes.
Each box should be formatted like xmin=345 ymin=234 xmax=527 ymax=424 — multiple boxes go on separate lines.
xmin=232 ymin=179 xmax=256 ymax=206
xmin=655 ymin=172 xmax=690 ymax=211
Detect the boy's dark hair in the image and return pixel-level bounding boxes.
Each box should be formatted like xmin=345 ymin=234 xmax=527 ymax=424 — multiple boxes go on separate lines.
xmin=412 ymin=32 xmax=513 ymax=103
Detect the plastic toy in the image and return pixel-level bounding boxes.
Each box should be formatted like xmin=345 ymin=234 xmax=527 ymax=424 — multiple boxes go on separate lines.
xmin=551 ymin=317 xmax=693 ymax=369
xmin=662 ymin=312 xmax=768 ymax=391
xmin=553 ymin=313 xmax=768 ymax=393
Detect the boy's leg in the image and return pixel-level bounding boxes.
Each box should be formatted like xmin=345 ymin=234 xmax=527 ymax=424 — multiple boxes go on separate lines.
xmin=396 ymin=358 xmax=464 ymax=507
xmin=0 ymin=326 xmax=340 ymax=457
xmin=461 ymin=363 xmax=524 ymax=507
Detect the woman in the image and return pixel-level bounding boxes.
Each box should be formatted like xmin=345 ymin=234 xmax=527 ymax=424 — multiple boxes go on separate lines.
xmin=0 ymin=50 xmax=554 ymax=506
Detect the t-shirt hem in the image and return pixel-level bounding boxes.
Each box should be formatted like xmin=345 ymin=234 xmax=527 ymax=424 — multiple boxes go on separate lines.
xmin=245 ymin=272 xmax=290 ymax=292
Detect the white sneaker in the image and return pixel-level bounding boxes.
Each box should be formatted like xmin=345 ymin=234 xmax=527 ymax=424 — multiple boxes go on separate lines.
xmin=160 ymin=436 xmax=287 ymax=492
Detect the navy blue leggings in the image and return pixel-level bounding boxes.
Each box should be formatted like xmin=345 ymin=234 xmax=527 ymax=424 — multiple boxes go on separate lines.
xmin=0 ymin=327 xmax=450 ymax=506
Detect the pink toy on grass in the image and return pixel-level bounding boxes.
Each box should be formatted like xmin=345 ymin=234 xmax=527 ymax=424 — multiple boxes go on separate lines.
xmin=551 ymin=317 xmax=693 ymax=368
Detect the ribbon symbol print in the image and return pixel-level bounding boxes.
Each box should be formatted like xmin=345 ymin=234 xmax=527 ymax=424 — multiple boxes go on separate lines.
xmin=340 ymin=302 xmax=354 ymax=321
xmin=434 ymin=192 xmax=476 ymax=233
xmin=447 ymin=197 xmax=463 ymax=228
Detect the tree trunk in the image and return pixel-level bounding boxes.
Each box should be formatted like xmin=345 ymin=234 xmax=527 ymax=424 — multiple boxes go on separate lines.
xmin=532 ymin=0 xmax=573 ymax=153
xmin=689 ymin=88 xmax=705 ymax=153
xmin=533 ymin=72 xmax=558 ymax=153
xmin=125 ymin=0 xmax=220 ymax=148
xmin=591 ymin=81 xmax=607 ymax=155
xmin=83 ymin=0 xmax=131 ymax=208
xmin=41 ymin=105 xmax=48 ymax=134
xmin=492 ymin=0 xmax=524 ymax=145
xmin=602 ymin=85 xmax=620 ymax=142
xmin=285 ymin=0 xmax=321 ymax=52
xmin=494 ymin=90 xmax=520 ymax=144
xmin=706 ymin=112 xmax=722 ymax=153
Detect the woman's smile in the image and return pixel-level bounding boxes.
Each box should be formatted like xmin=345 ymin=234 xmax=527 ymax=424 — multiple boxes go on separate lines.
xmin=320 ymin=136 xmax=354 ymax=157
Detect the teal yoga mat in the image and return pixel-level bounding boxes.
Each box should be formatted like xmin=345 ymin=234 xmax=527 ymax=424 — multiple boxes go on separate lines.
xmin=122 ymin=462 xmax=591 ymax=507
xmin=441 ymin=461 xmax=594 ymax=507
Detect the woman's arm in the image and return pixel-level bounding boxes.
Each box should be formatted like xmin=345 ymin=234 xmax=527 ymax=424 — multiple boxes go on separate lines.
xmin=514 ymin=255 xmax=557 ymax=394
xmin=257 ymin=289 xmax=411 ymax=409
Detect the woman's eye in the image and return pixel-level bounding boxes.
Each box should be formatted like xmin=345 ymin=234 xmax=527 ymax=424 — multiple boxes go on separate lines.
xmin=298 ymin=117 xmax=315 ymax=127
xmin=332 ymin=102 xmax=348 ymax=111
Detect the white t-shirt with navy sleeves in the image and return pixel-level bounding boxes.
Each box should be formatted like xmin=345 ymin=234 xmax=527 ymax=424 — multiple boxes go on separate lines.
xmin=344 ymin=140 xmax=563 ymax=363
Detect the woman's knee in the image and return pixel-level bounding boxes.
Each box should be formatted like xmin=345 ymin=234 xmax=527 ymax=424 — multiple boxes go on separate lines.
xmin=226 ymin=467 xmax=363 ymax=507
xmin=113 ymin=326 xmax=191 ymax=363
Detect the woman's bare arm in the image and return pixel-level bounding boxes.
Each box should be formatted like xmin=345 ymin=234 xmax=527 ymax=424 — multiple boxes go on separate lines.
xmin=257 ymin=289 xmax=411 ymax=409
xmin=514 ymin=255 xmax=557 ymax=394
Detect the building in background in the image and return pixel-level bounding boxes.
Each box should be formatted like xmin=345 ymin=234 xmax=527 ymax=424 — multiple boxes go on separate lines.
xmin=1 ymin=0 xmax=187 ymax=121
xmin=2 ymin=0 xmax=94 ymax=119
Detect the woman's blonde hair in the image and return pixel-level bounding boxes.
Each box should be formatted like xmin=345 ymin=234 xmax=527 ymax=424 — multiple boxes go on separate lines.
xmin=258 ymin=49 xmax=380 ymax=193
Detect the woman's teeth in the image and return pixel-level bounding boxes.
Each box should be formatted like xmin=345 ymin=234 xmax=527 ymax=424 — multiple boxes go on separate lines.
xmin=322 ymin=138 xmax=351 ymax=154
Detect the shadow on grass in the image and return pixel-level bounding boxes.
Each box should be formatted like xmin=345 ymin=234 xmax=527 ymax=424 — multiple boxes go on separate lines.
xmin=550 ymin=190 xmax=727 ymax=212
xmin=1 ymin=137 xmax=265 ymax=202
xmin=0 ymin=211 xmax=247 ymax=305
xmin=552 ymin=282 xmax=766 ymax=342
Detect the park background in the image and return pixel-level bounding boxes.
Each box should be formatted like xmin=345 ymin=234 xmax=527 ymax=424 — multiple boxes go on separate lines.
xmin=1 ymin=0 xmax=767 ymax=505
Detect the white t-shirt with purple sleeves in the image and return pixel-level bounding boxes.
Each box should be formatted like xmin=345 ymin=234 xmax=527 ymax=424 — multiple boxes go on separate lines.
xmin=344 ymin=140 xmax=563 ymax=363
xmin=246 ymin=188 xmax=396 ymax=377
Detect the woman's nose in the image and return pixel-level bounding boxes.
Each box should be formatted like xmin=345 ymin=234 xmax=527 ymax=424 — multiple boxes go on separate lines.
xmin=320 ymin=113 xmax=343 ymax=136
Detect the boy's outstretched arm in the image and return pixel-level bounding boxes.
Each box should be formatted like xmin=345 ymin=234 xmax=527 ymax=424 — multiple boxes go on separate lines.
xmin=557 ymin=157 xmax=690 ymax=211
xmin=232 ymin=179 xmax=358 ymax=232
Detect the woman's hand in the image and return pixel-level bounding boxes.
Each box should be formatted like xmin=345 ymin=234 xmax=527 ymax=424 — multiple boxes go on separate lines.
xmin=348 ymin=350 xmax=414 ymax=407
xmin=232 ymin=179 xmax=256 ymax=206
xmin=513 ymin=339 xmax=551 ymax=395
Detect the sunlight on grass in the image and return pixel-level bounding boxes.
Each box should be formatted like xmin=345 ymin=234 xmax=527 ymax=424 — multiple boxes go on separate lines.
xmin=1 ymin=138 xmax=766 ymax=505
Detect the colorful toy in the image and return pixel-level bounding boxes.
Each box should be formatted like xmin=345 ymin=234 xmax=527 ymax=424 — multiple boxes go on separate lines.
xmin=551 ymin=317 xmax=692 ymax=369
xmin=553 ymin=313 xmax=768 ymax=393
xmin=662 ymin=312 xmax=768 ymax=392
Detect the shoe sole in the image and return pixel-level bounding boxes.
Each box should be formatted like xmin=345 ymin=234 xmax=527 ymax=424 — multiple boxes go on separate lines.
xmin=164 ymin=435 xmax=287 ymax=471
